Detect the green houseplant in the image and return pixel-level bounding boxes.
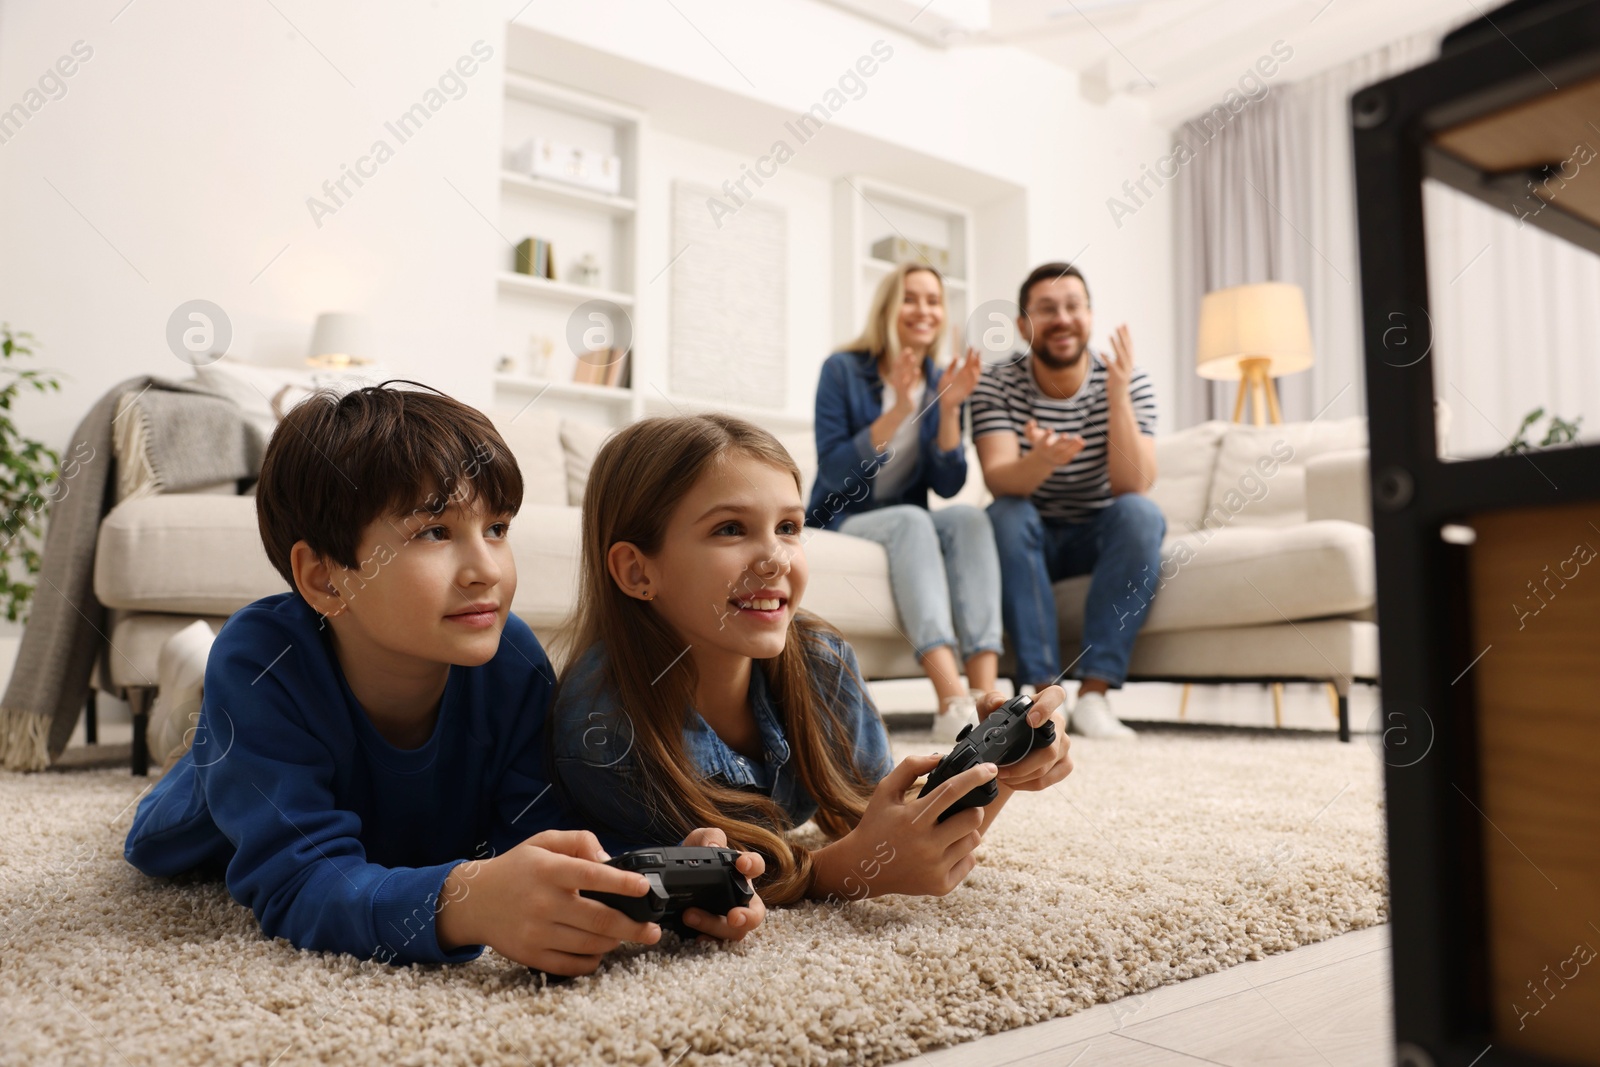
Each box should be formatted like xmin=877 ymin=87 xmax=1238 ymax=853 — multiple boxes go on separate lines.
xmin=0 ymin=324 xmax=64 ymax=624
xmin=1501 ymin=406 xmax=1583 ymax=455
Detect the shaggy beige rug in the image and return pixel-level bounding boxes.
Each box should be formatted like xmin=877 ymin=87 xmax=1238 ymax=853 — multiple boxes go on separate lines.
xmin=0 ymin=731 xmax=1386 ymax=1066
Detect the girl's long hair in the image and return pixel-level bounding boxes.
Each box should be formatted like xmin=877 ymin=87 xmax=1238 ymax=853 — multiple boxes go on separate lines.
xmin=556 ymin=413 xmax=880 ymax=905
xmin=841 ymin=261 xmax=948 ymax=365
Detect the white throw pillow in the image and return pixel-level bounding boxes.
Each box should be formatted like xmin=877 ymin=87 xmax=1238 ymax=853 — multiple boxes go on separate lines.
xmin=490 ymin=408 xmax=568 ymax=508
xmin=1204 ymin=416 xmax=1368 ymax=528
xmin=1147 ymin=420 xmax=1228 ymax=532
xmin=193 ymin=358 xmax=322 ymax=441
xmin=146 ymin=620 xmax=220 ymax=772
xmin=559 ymin=419 xmax=616 ymax=506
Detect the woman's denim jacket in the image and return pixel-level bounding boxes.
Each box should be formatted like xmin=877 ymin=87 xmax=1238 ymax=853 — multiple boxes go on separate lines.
xmin=805 ymin=350 xmax=968 ymax=532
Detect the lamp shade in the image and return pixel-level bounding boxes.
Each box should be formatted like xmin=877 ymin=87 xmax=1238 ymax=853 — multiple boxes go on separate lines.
xmin=306 ymin=312 xmax=373 ymax=368
xmin=1195 ymin=282 xmax=1314 ymax=381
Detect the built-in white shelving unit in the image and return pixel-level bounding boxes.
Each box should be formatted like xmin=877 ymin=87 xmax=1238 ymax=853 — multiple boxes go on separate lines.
xmin=491 ymin=73 xmax=643 ymax=425
xmin=834 ymin=175 xmax=976 ymax=365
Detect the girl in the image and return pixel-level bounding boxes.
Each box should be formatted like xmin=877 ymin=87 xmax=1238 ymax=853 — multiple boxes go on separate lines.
xmin=808 ymin=262 xmax=1002 ymax=744
xmin=550 ymin=413 xmax=1071 ymax=907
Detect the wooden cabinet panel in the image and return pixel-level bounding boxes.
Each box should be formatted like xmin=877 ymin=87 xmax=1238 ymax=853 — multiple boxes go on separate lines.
xmin=1467 ymin=502 xmax=1600 ymax=1062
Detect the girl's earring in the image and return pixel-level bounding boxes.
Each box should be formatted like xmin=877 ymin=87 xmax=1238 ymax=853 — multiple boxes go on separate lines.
xmin=642 ymin=589 xmax=655 ymax=601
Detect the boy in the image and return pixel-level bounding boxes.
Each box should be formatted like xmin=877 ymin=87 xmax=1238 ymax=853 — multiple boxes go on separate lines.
xmin=124 ymin=382 xmax=763 ymax=972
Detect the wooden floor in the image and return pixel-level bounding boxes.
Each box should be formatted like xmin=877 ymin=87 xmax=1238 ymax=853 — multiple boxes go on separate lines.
xmin=898 ymin=925 xmax=1392 ymax=1067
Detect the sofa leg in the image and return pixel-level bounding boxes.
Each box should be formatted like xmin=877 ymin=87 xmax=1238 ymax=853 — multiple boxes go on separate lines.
xmin=1332 ymin=680 xmax=1351 ymax=743
xmin=1271 ymin=683 xmax=1284 ymax=728
xmin=1178 ymin=683 xmax=1191 ymax=720
xmin=126 ymin=686 xmax=154 ymax=776
xmin=85 ymin=691 xmax=98 ymax=746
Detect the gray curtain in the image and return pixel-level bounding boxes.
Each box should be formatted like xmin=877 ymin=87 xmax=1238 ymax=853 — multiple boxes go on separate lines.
xmin=1172 ymin=31 xmax=1442 ymax=427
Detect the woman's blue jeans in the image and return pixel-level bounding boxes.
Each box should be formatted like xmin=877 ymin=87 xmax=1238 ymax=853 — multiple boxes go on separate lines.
xmin=837 ymin=504 xmax=1003 ymax=662
xmin=987 ymin=494 xmax=1167 ymax=689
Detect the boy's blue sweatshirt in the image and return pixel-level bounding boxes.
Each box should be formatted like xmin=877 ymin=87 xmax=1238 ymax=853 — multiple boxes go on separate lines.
xmin=123 ymin=591 xmax=565 ymax=965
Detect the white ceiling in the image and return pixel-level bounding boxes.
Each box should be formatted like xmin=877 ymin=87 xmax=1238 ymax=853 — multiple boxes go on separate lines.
xmin=829 ymin=0 xmax=1484 ymax=124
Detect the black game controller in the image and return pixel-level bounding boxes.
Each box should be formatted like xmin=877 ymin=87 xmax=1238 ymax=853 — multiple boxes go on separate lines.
xmin=580 ymin=846 xmax=754 ymax=937
xmin=917 ymin=694 xmax=1057 ymax=822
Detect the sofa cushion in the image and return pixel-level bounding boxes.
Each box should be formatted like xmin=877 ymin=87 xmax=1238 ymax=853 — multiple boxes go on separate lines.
xmin=511 ymin=515 xmax=908 ymax=656
xmin=559 ymin=419 xmax=614 ymax=506
xmin=1125 ymin=619 xmax=1379 ymax=681
xmin=1305 ymin=449 xmax=1371 ymax=528
xmin=793 ymin=528 xmax=902 ymax=641
xmin=1052 ymin=519 xmax=1374 ymax=637
xmin=1204 ymin=416 xmax=1367 ymax=528
xmin=1147 ymin=420 xmax=1228 ymax=532
xmin=489 ymin=411 xmax=568 ymax=509
xmin=508 ymin=503 xmax=584 ymax=633
xmin=96 ymin=494 xmax=283 ymax=615
xmin=772 ymin=428 xmax=818 ymax=504
xmin=104 ymin=612 xmax=228 ymax=691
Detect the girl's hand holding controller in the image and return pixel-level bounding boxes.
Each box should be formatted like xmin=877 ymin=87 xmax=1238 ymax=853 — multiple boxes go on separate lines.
xmin=677 ymin=826 xmax=768 ymax=942
xmin=986 ymin=685 xmax=1072 ymax=792
xmin=810 ymin=754 xmax=1000 ymax=899
xmin=434 ymin=829 xmax=661 ymax=976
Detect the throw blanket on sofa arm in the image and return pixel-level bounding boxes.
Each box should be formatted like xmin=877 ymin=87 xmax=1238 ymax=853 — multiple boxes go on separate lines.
xmin=0 ymin=376 xmax=265 ymax=771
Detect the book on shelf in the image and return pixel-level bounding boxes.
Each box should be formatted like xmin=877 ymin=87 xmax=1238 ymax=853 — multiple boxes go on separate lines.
xmin=571 ymin=347 xmax=630 ymax=388
xmin=514 ymin=237 xmax=556 ymax=280
xmin=604 ymin=347 xmax=630 ymax=388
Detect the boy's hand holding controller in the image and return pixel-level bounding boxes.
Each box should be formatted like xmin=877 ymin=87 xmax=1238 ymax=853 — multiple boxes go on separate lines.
xmin=435 ymin=829 xmax=662 ymax=976
xmin=809 ymin=685 xmax=1070 ymax=901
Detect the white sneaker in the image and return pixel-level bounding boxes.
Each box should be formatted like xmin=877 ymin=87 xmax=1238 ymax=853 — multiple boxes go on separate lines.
xmin=933 ymin=694 xmax=981 ymax=745
xmin=1069 ymin=692 xmax=1137 ymax=740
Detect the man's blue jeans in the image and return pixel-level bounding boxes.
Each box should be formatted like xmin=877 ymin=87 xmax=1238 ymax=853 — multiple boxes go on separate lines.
xmin=987 ymin=494 xmax=1166 ymax=689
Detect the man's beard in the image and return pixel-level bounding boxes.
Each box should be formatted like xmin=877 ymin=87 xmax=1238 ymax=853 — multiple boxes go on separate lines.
xmin=1030 ymin=333 xmax=1084 ymax=370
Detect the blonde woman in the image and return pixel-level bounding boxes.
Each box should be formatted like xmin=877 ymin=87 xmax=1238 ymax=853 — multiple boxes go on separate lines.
xmin=805 ymin=263 xmax=1000 ymax=743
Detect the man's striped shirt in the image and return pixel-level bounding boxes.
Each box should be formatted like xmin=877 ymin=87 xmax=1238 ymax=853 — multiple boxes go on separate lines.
xmin=970 ymin=350 xmax=1158 ymax=523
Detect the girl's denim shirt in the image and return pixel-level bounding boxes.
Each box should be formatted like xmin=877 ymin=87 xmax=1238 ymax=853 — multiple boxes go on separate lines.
xmin=550 ymin=629 xmax=894 ymax=851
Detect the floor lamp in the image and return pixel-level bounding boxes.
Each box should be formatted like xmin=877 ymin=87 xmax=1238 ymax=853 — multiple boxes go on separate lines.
xmin=1194 ymin=282 xmax=1314 ymax=426
xmin=1182 ymin=282 xmax=1327 ymax=727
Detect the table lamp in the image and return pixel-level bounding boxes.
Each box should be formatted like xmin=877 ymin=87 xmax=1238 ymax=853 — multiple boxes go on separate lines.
xmin=1195 ymin=282 xmax=1314 ymax=425
xmin=306 ymin=312 xmax=374 ymax=370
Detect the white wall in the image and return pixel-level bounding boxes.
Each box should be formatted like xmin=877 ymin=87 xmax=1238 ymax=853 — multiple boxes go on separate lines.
xmin=640 ymin=130 xmax=835 ymax=420
xmin=0 ymin=0 xmax=1178 ymax=459
xmin=0 ymin=0 xmax=504 ymax=455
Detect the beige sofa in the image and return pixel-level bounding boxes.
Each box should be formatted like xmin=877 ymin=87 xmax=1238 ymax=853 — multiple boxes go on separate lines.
xmin=91 ymin=404 xmax=1376 ymax=773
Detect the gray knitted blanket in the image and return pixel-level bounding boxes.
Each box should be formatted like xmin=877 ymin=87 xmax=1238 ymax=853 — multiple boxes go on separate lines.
xmin=0 ymin=376 xmax=263 ymax=770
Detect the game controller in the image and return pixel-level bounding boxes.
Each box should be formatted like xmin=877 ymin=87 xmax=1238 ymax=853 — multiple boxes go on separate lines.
xmin=580 ymin=846 xmax=754 ymax=937
xmin=917 ymin=694 xmax=1057 ymax=822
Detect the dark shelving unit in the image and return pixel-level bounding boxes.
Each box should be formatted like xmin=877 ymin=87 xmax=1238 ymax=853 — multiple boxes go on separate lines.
xmin=1353 ymin=2 xmax=1600 ymax=1065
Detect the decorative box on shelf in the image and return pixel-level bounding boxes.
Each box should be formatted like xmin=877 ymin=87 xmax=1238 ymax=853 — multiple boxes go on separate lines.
xmin=505 ymin=137 xmax=622 ymax=196
xmin=869 ymin=235 xmax=951 ymax=272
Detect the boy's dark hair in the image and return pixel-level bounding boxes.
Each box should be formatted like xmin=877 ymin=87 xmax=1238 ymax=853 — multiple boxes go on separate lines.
xmin=1018 ymin=261 xmax=1091 ymax=314
xmin=255 ymin=380 xmax=523 ymax=594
